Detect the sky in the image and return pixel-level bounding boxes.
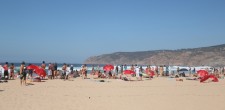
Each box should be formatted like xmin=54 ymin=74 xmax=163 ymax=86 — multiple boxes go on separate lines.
xmin=0 ymin=0 xmax=225 ymax=63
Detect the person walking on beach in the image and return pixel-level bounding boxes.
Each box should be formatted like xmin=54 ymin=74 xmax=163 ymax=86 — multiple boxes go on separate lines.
xmin=20 ymin=61 xmax=27 ymax=86
xmin=9 ymin=63 xmax=15 ymax=80
xmin=3 ymin=62 xmax=9 ymax=80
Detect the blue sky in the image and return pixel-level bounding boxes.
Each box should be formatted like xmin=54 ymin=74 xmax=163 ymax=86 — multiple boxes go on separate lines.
xmin=0 ymin=0 xmax=225 ymax=63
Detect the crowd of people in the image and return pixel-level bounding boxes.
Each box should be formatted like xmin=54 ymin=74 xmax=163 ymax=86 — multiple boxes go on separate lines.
xmin=1 ymin=61 xmax=225 ymax=85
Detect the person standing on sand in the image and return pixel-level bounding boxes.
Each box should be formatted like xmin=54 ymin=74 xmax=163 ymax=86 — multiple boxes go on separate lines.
xmin=0 ymin=65 xmax=4 ymax=79
xmin=120 ymin=65 xmax=124 ymax=74
xmin=3 ymin=62 xmax=9 ymax=80
xmin=159 ymin=66 xmax=164 ymax=76
xmin=81 ymin=64 xmax=87 ymax=79
xmin=9 ymin=63 xmax=15 ymax=80
xmin=41 ymin=61 xmax=46 ymax=79
xmin=64 ymin=64 xmax=71 ymax=80
xmin=177 ymin=67 xmax=180 ymax=75
xmin=28 ymin=64 xmax=33 ymax=82
xmin=20 ymin=61 xmax=27 ymax=86
xmin=115 ymin=65 xmax=119 ymax=75
xmin=41 ymin=61 xmax=46 ymax=69
xmin=70 ymin=65 xmax=74 ymax=77
xmin=135 ymin=65 xmax=141 ymax=81
xmin=62 ymin=63 xmax=67 ymax=79
xmin=155 ymin=66 xmax=159 ymax=77
xmin=131 ymin=64 xmax=135 ymax=71
xmin=124 ymin=64 xmax=127 ymax=71
xmin=54 ymin=63 xmax=58 ymax=79
xmin=48 ymin=63 xmax=53 ymax=79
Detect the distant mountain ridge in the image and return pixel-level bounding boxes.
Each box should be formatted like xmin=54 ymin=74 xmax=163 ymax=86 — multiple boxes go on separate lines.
xmin=84 ymin=44 xmax=225 ymax=66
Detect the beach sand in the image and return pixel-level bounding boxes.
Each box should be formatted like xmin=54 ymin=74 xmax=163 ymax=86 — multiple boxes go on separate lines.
xmin=0 ymin=76 xmax=225 ymax=110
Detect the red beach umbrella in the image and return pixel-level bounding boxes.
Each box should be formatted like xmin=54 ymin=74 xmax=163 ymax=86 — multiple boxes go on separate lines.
xmin=123 ymin=70 xmax=135 ymax=75
xmin=200 ymin=74 xmax=219 ymax=83
xmin=197 ymin=70 xmax=208 ymax=77
xmin=34 ymin=68 xmax=47 ymax=77
xmin=27 ymin=64 xmax=40 ymax=70
xmin=103 ymin=64 xmax=114 ymax=71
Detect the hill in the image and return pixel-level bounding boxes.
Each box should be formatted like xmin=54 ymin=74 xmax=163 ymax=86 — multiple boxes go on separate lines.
xmin=84 ymin=44 xmax=225 ymax=66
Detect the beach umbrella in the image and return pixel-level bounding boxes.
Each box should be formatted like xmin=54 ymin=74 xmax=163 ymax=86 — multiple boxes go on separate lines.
xmin=197 ymin=70 xmax=208 ymax=77
xmin=123 ymin=70 xmax=135 ymax=75
xmin=200 ymin=74 xmax=219 ymax=83
xmin=34 ymin=68 xmax=46 ymax=77
xmin=27 ymin=64 xmax=40 ymax=70
xmin=103 ymin=64 xmax=114 ymax=71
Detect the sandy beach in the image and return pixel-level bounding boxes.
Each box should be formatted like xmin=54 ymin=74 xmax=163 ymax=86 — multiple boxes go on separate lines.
xmin=0 ymin=76 xmax=225 ymax=110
